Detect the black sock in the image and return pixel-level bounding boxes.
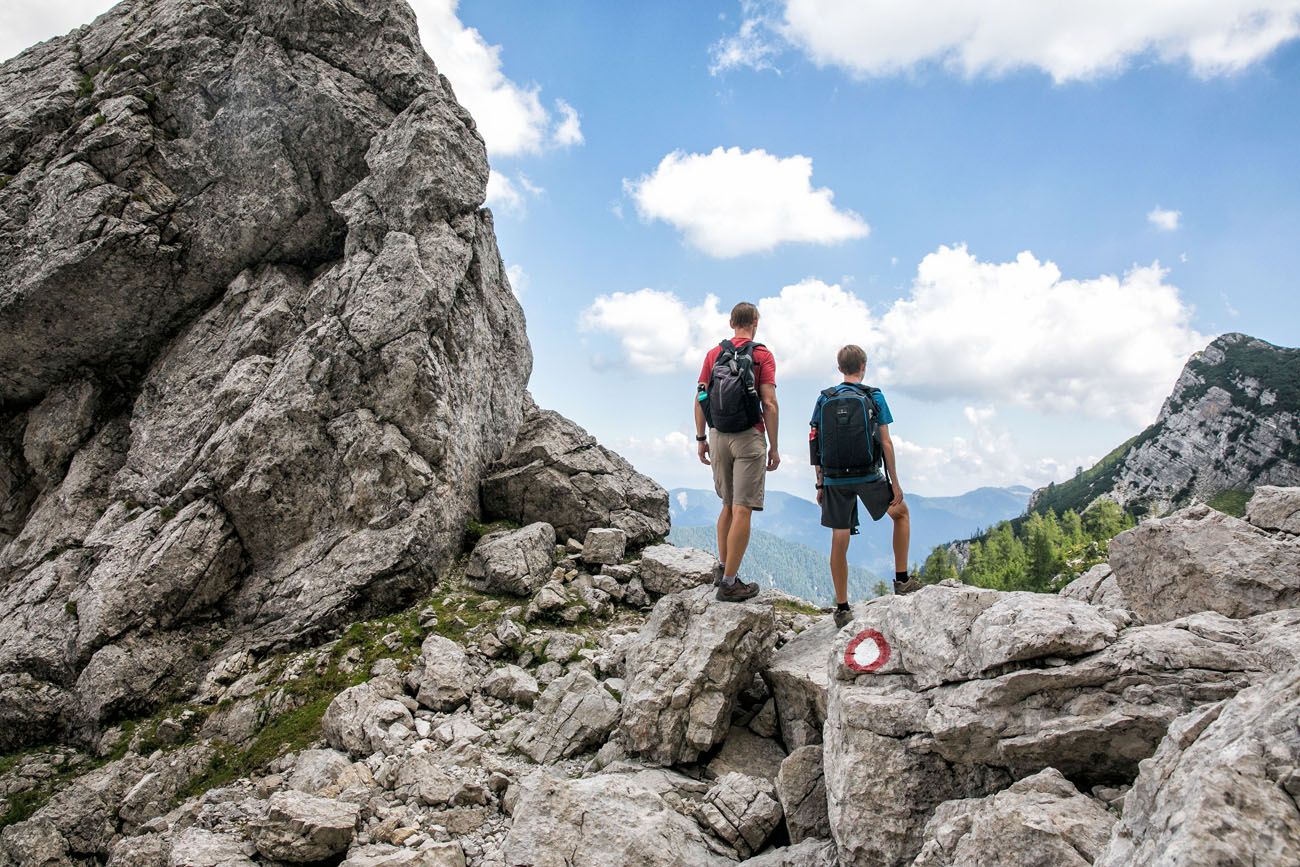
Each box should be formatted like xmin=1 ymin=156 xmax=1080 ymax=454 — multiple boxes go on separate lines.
xmin=836 ymin=601 xmax=850 ymax=611
xmin=895 ymin=571 xmax=909 ymax=583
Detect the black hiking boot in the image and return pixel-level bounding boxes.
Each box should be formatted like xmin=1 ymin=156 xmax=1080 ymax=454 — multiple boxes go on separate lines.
xmin=833 ymin=606 xmax=853 ymax=629
xmin=716 ymin=577 xmax=760 ymax=602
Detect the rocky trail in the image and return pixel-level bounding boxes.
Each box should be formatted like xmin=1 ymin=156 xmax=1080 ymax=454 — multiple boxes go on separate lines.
xmin=2 ymin=1 xmax=1299 ymax=865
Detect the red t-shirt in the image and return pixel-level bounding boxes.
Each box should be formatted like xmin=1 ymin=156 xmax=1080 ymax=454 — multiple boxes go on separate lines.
xmin=698 ymin=338 xmax=777 ymax=432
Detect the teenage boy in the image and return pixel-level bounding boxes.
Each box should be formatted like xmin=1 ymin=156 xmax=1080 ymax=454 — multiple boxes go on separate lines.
xmin=810 ymin=345 xmax=919 ymax=627
xmin=694 ymin=302 xmax=780 ymax=602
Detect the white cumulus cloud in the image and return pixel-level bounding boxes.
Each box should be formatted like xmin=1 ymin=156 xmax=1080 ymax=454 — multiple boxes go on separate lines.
xmin=485 ymin=171 xmax=543 ymax=216
xmin=580 ymin=244 xmax=1207 ymax=424
xmin=411 ymin=0 xmax=581 ymax=157
xmin=624 ymin=147 xmax=870 ymax=258
xmin=715 ymin=0 xmax=1300 ymax=82
xmin=1147 ymin=206 xmax=1182 ymax=231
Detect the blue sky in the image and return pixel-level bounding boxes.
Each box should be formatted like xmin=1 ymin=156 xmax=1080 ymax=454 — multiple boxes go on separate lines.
xmin=6 ymin=1 xmax=1299 ymax=498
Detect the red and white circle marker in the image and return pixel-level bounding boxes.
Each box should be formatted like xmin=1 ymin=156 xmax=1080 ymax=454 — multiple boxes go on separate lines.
xmin=844 ymin=629 xmax=891 ymax=673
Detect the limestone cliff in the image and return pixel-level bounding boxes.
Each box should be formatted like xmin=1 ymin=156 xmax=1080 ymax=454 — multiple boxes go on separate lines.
xmin=1030 ymin=332 xmax=1300 ymax=517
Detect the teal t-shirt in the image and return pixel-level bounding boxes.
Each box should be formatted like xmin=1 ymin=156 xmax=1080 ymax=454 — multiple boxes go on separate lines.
xmin=811 ymin=384 xmax=892 ymax=485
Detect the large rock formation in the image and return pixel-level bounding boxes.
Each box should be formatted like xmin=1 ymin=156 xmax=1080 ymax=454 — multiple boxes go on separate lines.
xmin=1029 ymin=333 xmax=1300 ymax=517
xmin=0 ymin=0 xmax=541 ymax=749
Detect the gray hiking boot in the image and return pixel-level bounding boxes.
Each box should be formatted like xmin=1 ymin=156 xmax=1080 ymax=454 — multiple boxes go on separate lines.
xmin=716 ymin=577 xmax=760 ymax=602
xmin=894 ymin=577 xmax=922 ymax=595
xmin=833 ymin=607 xmax=853 ymax=628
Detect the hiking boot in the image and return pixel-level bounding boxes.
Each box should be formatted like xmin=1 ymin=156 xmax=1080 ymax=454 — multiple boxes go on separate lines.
xmin=715 ymin=577 xmax=760 ymax=602
xmin=833 ymin=607 xmax=853 ymax=629
xmin=712 ymin=562 xmax=725 ymax=587
xmin=894 ymin=577 xmax=922 ymax=595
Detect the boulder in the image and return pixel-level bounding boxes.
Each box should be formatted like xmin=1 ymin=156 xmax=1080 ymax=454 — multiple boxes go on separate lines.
xmin=466 ymin=522 xmax=556 ymax=596
xmin=581 ymin=527 xmax=628 ymax=566
xmin=340 ymin=843 xmax=466 ymax=866
xmin=481 ymin=407 xmax=670 ymax=545
xmin=375 ymin=751 xmax=456 ymax=807
xmin=639 ymin=545 xmax=718 ymax=595
xmin=736 ymin=839 xmax=838 ymax=866
xmin=285 ymin=749 xmax=353 ymax=796
xmin=1096 ymin=663 xmax=1300 ymax=866
xmin=481 ymin=664 xmax=540 ymax=708
xmin=695 ymin=772 xmax=784 ymax=858
xmin=1245 ymin=485 xmax=1300 ymax=535
xmin=762 ymin=615 xmax=838 ymax=749
xmin=1109 ymin=504 xmax=1300 ymax=622
xmin=251 ymin=790 xmax=359 ymax=862
xmin=621 ymin=587 xmax=777 ymax=765
xmin=502 ymin=769 xmax=731 ymax=867
xmin=775 ymin=746 xmax=830 ymax=844
xmin=166 ymin=828 xmax=257 ymax=867
xmin=321 ymin=676 xmax=414 ymax=758
xmin=822 ymin=584 xmax=1293 ymax=866
xmin=514 ymin=670 xmax=621 ymax=763
xmin=408 ymin=634 xmax=470 ymax=712
xmin=706 ymin=727 xmax=787 ymax=783
xmin=912 ymin=768 xmax=1115 ymax=867
xmin=1058 ymin=563 xmax=1128 ymax=610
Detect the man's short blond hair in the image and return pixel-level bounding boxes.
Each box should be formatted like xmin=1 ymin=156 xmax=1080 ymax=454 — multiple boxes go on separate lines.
xmin=837 ymin=344 xmax=867 ymax=375
xmin=730 ymin=302 xmax=759 ymax=329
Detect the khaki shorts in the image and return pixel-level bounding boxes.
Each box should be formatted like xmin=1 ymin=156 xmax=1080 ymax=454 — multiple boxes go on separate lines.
xmin=710 ymin=427 xmax=767 ymax=510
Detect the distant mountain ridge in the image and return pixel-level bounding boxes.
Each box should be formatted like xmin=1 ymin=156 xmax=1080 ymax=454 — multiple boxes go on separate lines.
xmin=1029 ymin=333 xmax=1300 ymax=518
xmin=670 ymin=485 xmax=1032 ymax=576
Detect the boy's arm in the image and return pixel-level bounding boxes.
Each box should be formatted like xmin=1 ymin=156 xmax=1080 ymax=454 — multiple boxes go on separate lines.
xmin=760 ymin=383 xmax=779 ymax=471
xmin=694 ymin=389 xmax=710 ymax=465
xmin=879 ymin=424 xmax=903 ymax=507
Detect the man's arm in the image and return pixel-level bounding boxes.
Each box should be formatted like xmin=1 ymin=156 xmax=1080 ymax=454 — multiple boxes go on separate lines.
xmin=760 ymin=383 xmax=780 ymax=471
xmin=694 ymin=390 xmax=710 ymax=465
xmin=879 ymin=424 xmax=903 ymax=507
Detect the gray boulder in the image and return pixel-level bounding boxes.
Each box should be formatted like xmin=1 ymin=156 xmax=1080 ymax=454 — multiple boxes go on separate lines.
xmin=466 ymin=522 xmax=556 ymax=596
xmin=621 ymin=587 xmax=777 ymax=765
xmin=695 ymin=772 xmax=784 ymax=859
xmin=285 ymin=749 xmax=353 ymax=796
xmin=0 ymin=0 xmax=532 ymax=744
xmin=1059 ymin=563 xmax=1128 ymax=610
xmin=251 ymin=789 xmax=359 ymax=862
xmin=1245 ymin=485 xmax=1300 ymax=535
xmin=639 ymin=545 xmax=718 ymax=595
xmin=913 ymin=768 xmax=1115 ymax=867
xmin=166 ymin=828 xmax=257 ymax=867
xmin=762 ymin=615 xmax=840 ymax=749
xmin=821 ymin=584 xmax=1296 ymax=866
xmin=481 ymin=407 xmax=670 ymax=545
xmin=481 ymin=664 xmax=540 ymax=708
xmin=706 ymin=727 xmax=787 ymax=783
xmin=375 ymin=750 xmax=456 ymax=807
xmin=341 ymin=843 xmax=466 ymax=867
xmin=502 ymin=769 xmax=731 ymax=867
xmin=1096 ymin=663 xmax=1300 ymax=866
xmin=775 ymin=746 xmax=830 ymax=844
xmin=581 ymin=527 xmax=628 ymax=566
xmin=514 ymin=670 xmax=621 ymax=763
xmin=321 ymin=677 xmax=413 ymax=758
xmin=1109 ymin=504 xmax=1300 ymax=622
xmin=408 ymin=634 xmax=470 ymax=712
xmin=736 ymin=839 xmax=838 ymax=866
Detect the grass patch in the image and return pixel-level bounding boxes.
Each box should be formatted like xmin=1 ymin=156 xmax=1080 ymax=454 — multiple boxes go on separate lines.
xmin=92 ymin=113 xmax=106 ymax=128
xmin=1208 ymin=489 xmax=1253 ymax=518
xmin=772 ymin=598 xmax=821 ymax=617
xmin=465 ymin=517 xmax=519 ymax=546
xmin=0 ymin=749 xmax=92 ymax=828
xmin=76 ymin=71 xmax=94 ymax=98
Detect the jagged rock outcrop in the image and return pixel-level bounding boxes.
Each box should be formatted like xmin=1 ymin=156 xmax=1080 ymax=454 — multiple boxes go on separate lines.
xmin=822 ymin=580 xmax=1299 ymax=865
xmin=1096 ymin=662 xmax=1300 ymax=866
xmin=1058 ymin=563 xmax=1126 ymax=609
xmin=694 ymin=772 xmax=783 ymax=858
xmin=620 ymin=587 xmax=777 ymax=765
xmin=481 ymin=406 xmax=670 ymax=545
xmin=1028 ymin=333 xmax=1300 ymax=517
xmin=0 ymin=0 xmax=534 ymax=748
xmin=512 ymin=670 xmax=620 ymax=764
xmin=1246 ymin=484 xmax=1300 ymax=534
xmin=775 ymin=746 xmax=830 ymax=844
xmin=466 ymin=523 xmax=557 ymax=597
xmin=1109 ymin=502 xmax=1300 ymax=622
xmin=913 ymin=768 xmax=1115 ymax=867
xmin=761 ymin=615 xmax=841 ymax=750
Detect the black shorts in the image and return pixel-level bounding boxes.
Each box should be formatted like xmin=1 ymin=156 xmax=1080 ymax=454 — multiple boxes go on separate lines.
xmin=820 ymin=478 xmax=892 ymax=534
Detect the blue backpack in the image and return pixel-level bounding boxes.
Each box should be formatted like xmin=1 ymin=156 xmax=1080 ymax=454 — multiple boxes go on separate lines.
xmin=812 ymin=384 xmax=883 ymax=478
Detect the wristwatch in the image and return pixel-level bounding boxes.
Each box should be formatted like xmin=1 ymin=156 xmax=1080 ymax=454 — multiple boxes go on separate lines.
xmin=696 ymin=435 xmax=707 ymax=442
xmin=815 ymin=483 xmax=824 ymax=490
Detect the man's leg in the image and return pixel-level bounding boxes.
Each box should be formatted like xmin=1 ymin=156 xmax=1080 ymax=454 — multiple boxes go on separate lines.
xmin=830 ymin=528 xmax=852 ymax=605
xmin=888 ymin=501 xmax=910 ymax=574
xmin=716 ymin=505 xmax=733 ymax=569
xmin=724 ymin=505 xmax=753 ymax=576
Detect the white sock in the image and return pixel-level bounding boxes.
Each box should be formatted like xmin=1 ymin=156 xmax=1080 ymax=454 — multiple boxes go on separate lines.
xmin=722 ymin=574 xmax=738 ymax=586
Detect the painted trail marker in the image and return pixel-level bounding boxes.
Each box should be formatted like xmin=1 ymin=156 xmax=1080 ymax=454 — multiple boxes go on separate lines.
xmin=844 ymin=629 xmax=891 ymax=673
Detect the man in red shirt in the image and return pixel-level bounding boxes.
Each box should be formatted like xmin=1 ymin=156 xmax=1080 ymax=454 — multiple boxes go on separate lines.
xmin=693 ymin=302 xmax=780 ymax=602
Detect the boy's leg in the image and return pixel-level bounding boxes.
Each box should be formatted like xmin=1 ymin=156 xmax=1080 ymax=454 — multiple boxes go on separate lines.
xmin=830 ymin=528 xmax=852 ymax=605
xmin=887 ymin=500 xmax=910 ymax=573
xmin=716 ymin=504 xmax=733 ymax=568
xmin=724 ymin=505 xmax=753 ymax=576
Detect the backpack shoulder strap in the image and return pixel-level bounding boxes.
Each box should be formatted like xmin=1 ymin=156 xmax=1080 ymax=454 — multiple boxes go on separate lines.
xmin=820 ymin=386 xmax=840 ymax=399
